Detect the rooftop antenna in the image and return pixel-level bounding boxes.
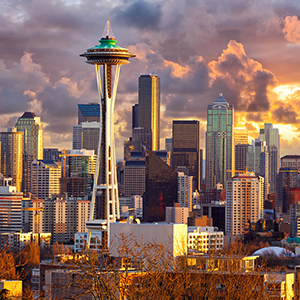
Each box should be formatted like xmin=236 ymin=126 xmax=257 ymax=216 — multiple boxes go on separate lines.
xmin=101 ymin=19 xmax=115 ymax=38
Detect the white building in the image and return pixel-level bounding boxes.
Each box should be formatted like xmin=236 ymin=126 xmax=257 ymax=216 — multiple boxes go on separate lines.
xmin=0 ymin=186 xmax=22 ymax=233
xmin=226 ymin=173 xmax=263 ymax=237
xmin=187 ymin=226 xmax=223 ymax=253
xmin=166 ymin=204 xmax=189 ymax=224
xmin=119 ymin=195 xmax=143 ymax=219
xmin=178 ymin=172 xmax=193 ymax=211
xmin=31 ymin=160 xmax=61 ymax=200
xmin=74 ymin=232 xmax=101 ymax=252
xmin=110 ymin=221 xmax=187 ymax=257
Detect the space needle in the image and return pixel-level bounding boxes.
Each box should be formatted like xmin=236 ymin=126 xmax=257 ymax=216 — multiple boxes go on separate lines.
xmin=80 ymin=20 xmax=135 ymax=250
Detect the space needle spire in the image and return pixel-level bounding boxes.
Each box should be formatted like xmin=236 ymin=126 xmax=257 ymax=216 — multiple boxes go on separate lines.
xmin=80 ymin=20 xmax=135 ymax=250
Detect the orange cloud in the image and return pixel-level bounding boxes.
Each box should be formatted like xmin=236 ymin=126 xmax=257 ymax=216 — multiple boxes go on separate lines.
xmin=283 ymin=16 xmax=300 ymax=44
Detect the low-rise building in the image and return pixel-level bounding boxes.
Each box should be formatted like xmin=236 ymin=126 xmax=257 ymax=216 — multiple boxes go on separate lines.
xmin=187 ymin=226 xmax=223 ymax=253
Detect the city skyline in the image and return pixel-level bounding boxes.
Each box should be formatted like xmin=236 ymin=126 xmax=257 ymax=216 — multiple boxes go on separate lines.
xmin=1 ymin=1 xmax=300 ymax=159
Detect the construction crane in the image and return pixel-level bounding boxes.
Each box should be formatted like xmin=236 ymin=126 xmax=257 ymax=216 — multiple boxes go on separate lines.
xmin=22 ymin=192 xmax=44 ymax=233
xmin=226 ymin=167 xmax=249 ymax=176
xmin=22 ymin=207 xmax=44 ymax=233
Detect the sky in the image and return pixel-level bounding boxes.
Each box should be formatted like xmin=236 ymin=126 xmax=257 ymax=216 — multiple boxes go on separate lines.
xmin=1 ymin=0 xmax=300 ymax=159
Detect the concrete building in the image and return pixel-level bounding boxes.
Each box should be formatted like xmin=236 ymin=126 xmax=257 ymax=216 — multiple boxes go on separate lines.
xmin=0 ymin=132 xmax=23 ymax=192
xmin=43 ymin=148 xmax=60 ymax=161
xmin=132 ymin=127 xmax=152 ymax=151
xmin=138 ymin=74 xmax=160 ymax=151
xmin=43 ymin=195 xmax=90 ymax=244
xmin=165 ymin=204 xmax=189 ymax=224
xmin=72 ymin=125 xmax=82 ymax=150
xmin=187 ymin=226 xmax=223 ymax=253
xmin=291 ymin=201 xmax=300 ymax=238
xmin=172 ymin=120 xmax=201 ymax=190
xmin=119 ymin=195 xmax=143 ymax=219
xmin=247 ymin=139 xmax=269 ymax=200
xmin=0 ymin=186 xmax=22 ymax=233
xmin=110 ymin=221 xmax=187 ymax=257
xmin=281 ymin=155 xmax=300 ymax=168
xmin=31 ymin=160 xmax=61 ymax=200
xmin=74 ymin=231 xmax=102 ymax=252
xmin=82 ymin=122 xmax=100 ymax=154
xmin=206 ymin=94 xmax=234 ymax=189
xmin=226 ymin=173 xmax=263 ymax=237
xmin=276 ymin=168 xmax=299 ymax=214
xmin=124 ymin=151 xmax=146 ymax=197
xmin=235 ymin=143 xmax=248 ymax=172
xmin=178 ymin=172 xmax=193 ymax=211
xmin=0 ymin=232 xmax=51 ymax=251
xmin=259 ymin=123 xmax=280 ymax=194
xmin=15 ymin=112 xmax=43 ymax=194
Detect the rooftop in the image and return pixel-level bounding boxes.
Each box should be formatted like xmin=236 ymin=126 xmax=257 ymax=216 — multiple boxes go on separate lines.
xmin=20 ymin=112 xmax=36 ymax=119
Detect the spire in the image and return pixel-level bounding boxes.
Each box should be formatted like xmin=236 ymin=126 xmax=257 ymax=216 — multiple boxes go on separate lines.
xmin=101 ymin=19 xmax=115 ymax=39
xmin=213 ymin=93 xmax=228 ymax=104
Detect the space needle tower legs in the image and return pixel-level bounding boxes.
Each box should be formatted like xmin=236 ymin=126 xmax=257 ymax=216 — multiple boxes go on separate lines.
xmin=80 ymin=20 xmax=135 ymax=250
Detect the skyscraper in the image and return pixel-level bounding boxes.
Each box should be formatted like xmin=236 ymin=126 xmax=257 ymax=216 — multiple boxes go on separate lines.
xmin=15 ymin=112 xmax=43 ymax=195
xmin=132 ymin=104 xmax=139 ymax=130
xmin=143 ymin=150 xmax=178 ymax=222
xmin=138 ymin=75 xmax=160 ymax=151
xmin=172 ymin=120 xmax=201 ymax=191
xmin=247 ymin=139 xmax=269 ymax=200
xmin=0 ymin=132 xmax=23 ymax=192
xmin=80 ymin=20 xmax=135 ymax=249
xmin=259 ymin=123 xmax=280 ymax=194
xmin=234 ymin=128 xmax=248 ymax=145
xmin=78 ymin=103 xmax=100 ymax=124
xmin=206 ymin=93 xmax=234 ymax=189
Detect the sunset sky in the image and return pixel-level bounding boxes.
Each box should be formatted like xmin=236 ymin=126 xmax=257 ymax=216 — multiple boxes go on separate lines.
xmin=1 ymin=0 xmax=300 ymax=159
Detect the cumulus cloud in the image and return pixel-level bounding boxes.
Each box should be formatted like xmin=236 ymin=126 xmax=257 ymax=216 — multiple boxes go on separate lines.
xmin=208 ymin=40 xmax=277 ymax=112
xmin=283 ymin=15 xmax=300 ymax=43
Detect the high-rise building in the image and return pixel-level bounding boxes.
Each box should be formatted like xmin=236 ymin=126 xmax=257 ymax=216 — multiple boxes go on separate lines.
xmin=132 ymin=104 xmax=139 ymax=130
xmin=123 ymin=138 xmax=134 ymax=161
xmin=0 ymin=132 xmax=23 ymax=192
xmin=80 ymin=20 xmax=135 ymax=249
xmin=165 ymin=204 xmax=189 ymax=224
xmin=247 ymin=139 xmax=269 ymax=200
xmin=235 ymin=144 xmax=248 ymax=172
xmin=0 ymin=186 xmax=22 ymax=233
xmin=290 ymin=201 xmax=300 ymax=237
xmin=143 ymin=150 xmax=178 ymax=222
xmin=234 ymin=128 xmax=248 ymax=145
xmin=78 ymin=103 xmax=100 ymax=124
xmin=124 ymin=151 xmax=146 ymax=197
xmin=132 ymin=128 xmax=152 ymax=151
xmin=43 ymin=148 xmax=60 ymax=161
xmin=177 ymin=172 xmax=193 ymax=211
xmin=172 ymin=120 xmax=201 ymax=190
xmin=15 ymin=112 xmax=43 ymax=194
xmin=281 ymin=155 xmax=300 ymax=168
xmin=259 ymin=123 xmax=280 ymax=195
xmin=72 ymin=125 xmax=83 ymax=150
xmin=206 ymin=94 xmax=234 ymax=189
xmin=82 ymin=122 xmax=100 ymax=154
xmin=138 ymin=75 xmax=160 ymax=151
xmin=31 ymin=160 xmax=61 ymax=200
xmin=226 ymin=173 xmax=264 ymax=236
xmin=276 ymin=168 xmax=299 ymax=214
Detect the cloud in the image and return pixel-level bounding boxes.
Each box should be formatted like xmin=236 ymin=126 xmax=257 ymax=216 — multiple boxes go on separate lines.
xmin=209 ymin=40 xmax=277 ymax=112
xmin=283 ymin=15 xmax=300 ymax=43
xmin=113 ymin=0 xmax=163 ymax=32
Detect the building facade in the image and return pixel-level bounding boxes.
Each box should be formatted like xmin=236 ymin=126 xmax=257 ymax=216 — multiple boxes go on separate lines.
xmin=0 ymin=186 xmax=22 ymax=233
xmin=178 ymin=172 xmax=193 ymax=211
xmin=172 ymin=120 xmax=201 ymax=190
xmin=226 ymin=173 xmax=263 ymax=236
xmin=31 ymin=160 xmax=61 ymax=200
xmin=234 ymin=128 xmax=248 ymax=145
xmin=15 ymin=112 xmax=43 ymax=195
xmin=0 ymin=132 xmax=23 ymax=192
xmin=206 ymin=94 xmax=234 ymax=189
xmin=78 ymin=103 xmax=100 ymax=124
xmin=138 ymin=75 xmax=160 ymax=151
